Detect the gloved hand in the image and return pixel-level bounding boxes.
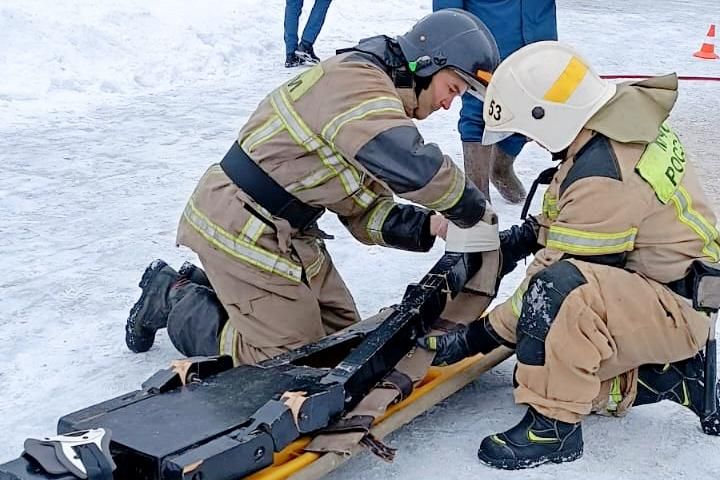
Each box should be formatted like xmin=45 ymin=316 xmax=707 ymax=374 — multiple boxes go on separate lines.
xmin=499 ymin=216 xmax=540 ymax=277
xmin=417 ymin=326 xmax=473 ymax=366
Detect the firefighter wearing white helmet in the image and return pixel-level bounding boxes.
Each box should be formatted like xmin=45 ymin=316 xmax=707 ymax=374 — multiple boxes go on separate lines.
xmin=419 ymin=40 xmax=720 ymax=469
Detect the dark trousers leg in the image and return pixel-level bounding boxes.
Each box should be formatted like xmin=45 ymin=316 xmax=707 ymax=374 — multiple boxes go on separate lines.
xmin=167 ymin=284 xmax=228 ymax=357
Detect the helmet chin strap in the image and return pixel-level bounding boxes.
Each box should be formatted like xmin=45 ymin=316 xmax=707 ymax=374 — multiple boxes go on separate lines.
xmin=551 ymin=147 xmax=569 ymax=161
xmin=413 ymin=74 xmax=432 ymax=98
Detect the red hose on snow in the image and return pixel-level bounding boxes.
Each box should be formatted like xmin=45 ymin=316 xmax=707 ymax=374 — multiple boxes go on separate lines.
xmin=601 ymin=74 xmax=720 ymax=82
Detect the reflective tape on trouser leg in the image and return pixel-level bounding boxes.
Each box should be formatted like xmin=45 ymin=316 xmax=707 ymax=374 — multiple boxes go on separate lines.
xmin=166 ymin=284 xmax=228 ymax=357
xmin=516 ymin=261 xmax=588 ymax=366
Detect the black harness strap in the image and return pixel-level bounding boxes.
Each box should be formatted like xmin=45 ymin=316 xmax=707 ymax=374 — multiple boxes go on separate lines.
xmin=220 ymin=142 xmax=324 ymax=231
xmin=74 ymin=444 xmax=113 ymax=480
xmin=521 ymin=166 xmax=558 ymax=220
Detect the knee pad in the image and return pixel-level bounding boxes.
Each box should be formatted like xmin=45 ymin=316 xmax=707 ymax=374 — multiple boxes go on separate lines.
xmin=516 ymin=261 xmax=587 ymax=366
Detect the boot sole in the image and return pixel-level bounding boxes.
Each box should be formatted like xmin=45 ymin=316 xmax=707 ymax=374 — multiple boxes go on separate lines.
xmin=125 ymin=259 xmax=169 ymax=353
xmin=477 ymin=447 xmax=583 ymax=470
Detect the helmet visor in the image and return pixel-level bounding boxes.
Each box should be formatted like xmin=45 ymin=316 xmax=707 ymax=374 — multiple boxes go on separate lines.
xmin=481 ymin=129 xmax=513 ymax=146
xmin=451 ymin=68 xmax=492 ymax=100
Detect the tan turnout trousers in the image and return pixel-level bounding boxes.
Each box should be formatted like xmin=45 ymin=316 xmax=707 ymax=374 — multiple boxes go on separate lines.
xmin=198 ymin=241 xmax=359 ymax=365
xmin=490 ymin=259 xmax=710 ymax=424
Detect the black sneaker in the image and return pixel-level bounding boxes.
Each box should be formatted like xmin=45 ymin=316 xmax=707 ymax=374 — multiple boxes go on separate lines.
xmin=178 ymin=261 xmax=211 ymax=287
xmin=477 ymin=407 xmax=583 ymax=470
xmin=296 ymin=41 xmax=320 ymax=64
xmin=285 ymin=53 xmax=306 ymax=68
xmin=125 ymin=260 xmax=180 ymax=353
xmin=635 ymin=352 xmax=720 ymax=435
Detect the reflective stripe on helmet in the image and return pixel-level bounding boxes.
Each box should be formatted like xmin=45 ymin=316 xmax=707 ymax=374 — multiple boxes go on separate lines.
xmin=543 ymin=56 xmax=589 ymax=104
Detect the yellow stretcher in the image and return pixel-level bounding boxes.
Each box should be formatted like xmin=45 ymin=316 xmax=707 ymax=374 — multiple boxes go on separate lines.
xmin=247 ymin=347 xmax=512 ymax=480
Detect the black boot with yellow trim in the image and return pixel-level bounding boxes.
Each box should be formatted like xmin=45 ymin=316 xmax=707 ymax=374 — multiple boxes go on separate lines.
xmin=476 ymin=407 xmax=583 ymax=470
xmin=635 ymin=352 xmax=720 ymax=435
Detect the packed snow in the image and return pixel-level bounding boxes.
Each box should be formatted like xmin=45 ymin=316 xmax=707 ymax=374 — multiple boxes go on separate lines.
xmin=1 ymin=0 xmax=719 ymax=478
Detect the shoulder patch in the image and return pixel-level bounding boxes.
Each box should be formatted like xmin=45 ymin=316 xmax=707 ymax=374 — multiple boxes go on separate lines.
xmin=560 ymin=134 xmax=622 ymax=197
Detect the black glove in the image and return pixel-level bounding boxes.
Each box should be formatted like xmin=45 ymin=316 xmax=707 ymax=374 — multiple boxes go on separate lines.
xmin=499 ymin=216 xmax=540 ymax=277
xmin=417 ymin=325 xmax=473 ymax=366
xmin=417 ymin=318 xmax=512 ymax=366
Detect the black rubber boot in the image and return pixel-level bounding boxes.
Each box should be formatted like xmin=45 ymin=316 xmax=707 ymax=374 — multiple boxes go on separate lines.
xmin=296 ymin=41 xmax=320 ymax=64
xmin=635 ymin=352 xmax=720 ymax=435
xmin=178 ymin=261 xmax=211 ymax=287
xmin=166 ymin=284 xmax=229 ymax=357
xmin=125 ymin=260 xmax=181 ymax=353
xmin=477 ymin=407 xmax=583 ymax=470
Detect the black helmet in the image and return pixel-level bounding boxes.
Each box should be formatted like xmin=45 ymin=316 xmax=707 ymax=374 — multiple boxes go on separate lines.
xmin=396 ymin=9 xmax=499 ymax=99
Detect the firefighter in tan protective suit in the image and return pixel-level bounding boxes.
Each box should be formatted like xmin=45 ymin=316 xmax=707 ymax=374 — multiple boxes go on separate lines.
xmin=125 ymin=10 xmax=503 ymax=365
xmin=419 ymin=41 xmax=720 ymax=469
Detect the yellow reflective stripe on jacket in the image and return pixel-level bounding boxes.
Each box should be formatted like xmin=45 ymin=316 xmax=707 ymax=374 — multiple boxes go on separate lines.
xmin=424 ymin=166 xmax=466 ymax=212
xmin=636 ymin=123 xmax=686 ymax=203
xmin=670 ymin=186 xmax=720 ymax=261
xmin=320 ymin=96 xmax=404 ymax=146
xmin=219 ymin=322 xmax=239 ymax=366
xmin=287 ymin=64 xmax=324 ymax=101
xmin=366 ymin=199 xmax=395 ymax=245
xmin=542 ymin=190 xmax=559 ymax=221
xmin=635 ymin=124 xmax=719 ymax=261
xmin=286 ymin=167 xmax=336 ymax=193
xmin=270 ymin=88 xmax=377 ymax=208
xmin=183 ymin=197 xmax=303 ymax=283
xmin=510 ymin=283 xmax=528 ymax=318
xmin=240 ymin=116 xmax=284 ymax=153
xmin=305 ymin=243 xmax=326 ymax=280
xmin=546 ymin=226 xmax=637 ymax=255
xmin=239 ymin=215 xmax=267 ymax=244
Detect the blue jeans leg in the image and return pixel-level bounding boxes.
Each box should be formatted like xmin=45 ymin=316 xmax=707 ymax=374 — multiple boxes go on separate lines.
xmin=284 ymin=0 xmax=304 ymax=56
xmin=300 ymin=0 xmax=332 ymax=46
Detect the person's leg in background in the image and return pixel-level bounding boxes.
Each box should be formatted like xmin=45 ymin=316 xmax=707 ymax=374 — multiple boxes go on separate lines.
xmin=296 ymin=0 xmax=333 ymax=64
xmin=491 ymin=134 xmax=527 ymax=204
xmin=284 ymin=0 xmax=306 ymax=67
xmin=459 ymin=94 xmax=527 ymax=204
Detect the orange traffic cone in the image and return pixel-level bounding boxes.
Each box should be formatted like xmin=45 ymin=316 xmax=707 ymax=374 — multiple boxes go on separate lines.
xmin=694 ymin=24 xmax=719 ymax=60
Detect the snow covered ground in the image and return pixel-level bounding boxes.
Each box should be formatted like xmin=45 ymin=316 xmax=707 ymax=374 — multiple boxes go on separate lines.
xmin=1 ymin=0 xmax=720 ymax=478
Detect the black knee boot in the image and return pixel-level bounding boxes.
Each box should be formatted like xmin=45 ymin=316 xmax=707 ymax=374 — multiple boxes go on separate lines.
xmin=125 ymin=260 xmax=181 ymax=353
xmin=635 ymin=351 xmax=720 ymax=435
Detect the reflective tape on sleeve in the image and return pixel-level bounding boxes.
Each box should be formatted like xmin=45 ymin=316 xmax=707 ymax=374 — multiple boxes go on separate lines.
xmin=365 ymin=199 xmax=395 ymax=245
xmin=547 ymin=225 xmax=637 ymax=255
xmin=424 ymin=166 xmax=466 ymax=212
xmin=320 ymin=96 xmax=404 ymax=147
xmin=670 ymin=186 xmax=720 ymax=261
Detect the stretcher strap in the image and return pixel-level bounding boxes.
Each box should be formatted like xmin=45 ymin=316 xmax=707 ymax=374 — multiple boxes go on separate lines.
xmin=305 ymin=294 xmax=497 ymax=458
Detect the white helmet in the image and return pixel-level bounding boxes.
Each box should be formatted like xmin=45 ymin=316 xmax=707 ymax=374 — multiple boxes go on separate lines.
xmin=482 ymin=41 xmax=616 ymax=153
